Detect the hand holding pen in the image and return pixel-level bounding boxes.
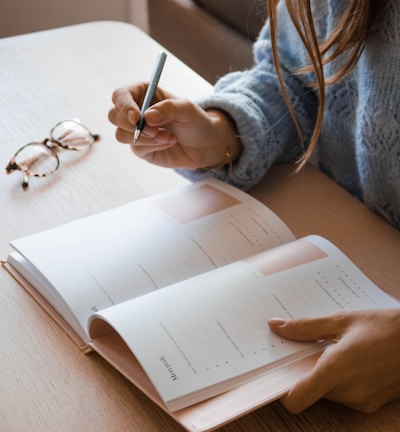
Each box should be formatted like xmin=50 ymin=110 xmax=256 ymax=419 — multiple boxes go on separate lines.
xmin=109 ymin=50 xmax=241 ymax=170
xmin=134 ymin=51 xmax=167 ymax=143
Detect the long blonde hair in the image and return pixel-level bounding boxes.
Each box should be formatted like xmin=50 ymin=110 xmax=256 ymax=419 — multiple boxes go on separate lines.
xmin=266 ymin=0 xmax=380 ymax=168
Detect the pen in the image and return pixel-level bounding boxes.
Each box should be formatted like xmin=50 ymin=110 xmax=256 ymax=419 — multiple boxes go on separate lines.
xmin=134 ymin=51 xmax=167 ymax=143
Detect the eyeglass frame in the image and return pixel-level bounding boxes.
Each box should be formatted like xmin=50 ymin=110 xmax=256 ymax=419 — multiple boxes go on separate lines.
xmin=5 ymin=119 xmax=100 ymax=188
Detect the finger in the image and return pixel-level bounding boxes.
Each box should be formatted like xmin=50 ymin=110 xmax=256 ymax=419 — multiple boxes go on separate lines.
xmin=111 ymin=86 xmax=142 ymax=123
xmin=268 ymin=314 xmax=350 ymax=342
xmin=131 ymin=141 xmax=176 ymax=163
xmin=115 ymin=127 xmax=134 ymax=144
xmin=108 ymin=108 xmax=136 ymax=132
xmin=139 ymin=125 xmax=177 ymax=146
xmin=115 ymin=121 xmax=177 ymax=147
xmin=281 ymin=348 xmax=338 ymax=412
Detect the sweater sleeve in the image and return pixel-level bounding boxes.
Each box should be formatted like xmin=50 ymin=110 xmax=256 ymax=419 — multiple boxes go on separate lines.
xmin=177 ymin=3 xmax=319 ymax=190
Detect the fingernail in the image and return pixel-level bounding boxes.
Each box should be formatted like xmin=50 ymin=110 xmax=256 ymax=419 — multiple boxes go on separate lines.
xmin=269 ymin=318 xmax=286 ymax=326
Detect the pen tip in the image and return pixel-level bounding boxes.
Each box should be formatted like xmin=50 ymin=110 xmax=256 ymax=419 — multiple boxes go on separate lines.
xmin=133 ymin=129 xmax=141 ymax=144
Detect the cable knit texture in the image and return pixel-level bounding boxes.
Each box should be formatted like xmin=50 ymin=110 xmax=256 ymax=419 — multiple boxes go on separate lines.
xmin=177 ymin=0 xmax=400 ymax=230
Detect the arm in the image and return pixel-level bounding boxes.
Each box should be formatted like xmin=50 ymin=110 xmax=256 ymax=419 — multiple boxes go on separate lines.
xmin=109 ymin=4 xmax=320 ymax=190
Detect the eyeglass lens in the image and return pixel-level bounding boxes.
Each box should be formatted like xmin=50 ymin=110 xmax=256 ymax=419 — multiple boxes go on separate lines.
xmin=13 ymin=143 xmax=59 ymax=177
xmin=5 ymin=120 xmax=98 ymax=188
xmin=50 ymin=120 xmax=95 ymax=150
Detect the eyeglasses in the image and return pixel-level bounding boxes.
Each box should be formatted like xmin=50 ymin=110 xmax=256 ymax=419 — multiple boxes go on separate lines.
xmin=5 ymin=119 xmax=100 ymax=188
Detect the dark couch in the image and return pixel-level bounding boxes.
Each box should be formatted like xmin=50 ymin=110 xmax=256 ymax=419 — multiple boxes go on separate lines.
xmin=147 ymin=0 xmax=267 ymax=84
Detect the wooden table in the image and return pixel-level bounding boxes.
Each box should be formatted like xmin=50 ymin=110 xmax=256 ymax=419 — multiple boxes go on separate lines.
xmin=1 ymin=21 xmax=399 ymax=432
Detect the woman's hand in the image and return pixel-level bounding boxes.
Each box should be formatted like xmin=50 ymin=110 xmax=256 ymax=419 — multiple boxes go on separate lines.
xmin=108 ymin=82 xmax=241 ymax=170
xmin=269 ymin=309 xmax=400 ymax=413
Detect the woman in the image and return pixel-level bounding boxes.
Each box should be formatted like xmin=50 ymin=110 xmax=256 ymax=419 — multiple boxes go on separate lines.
xmin=109 ymin=0 xmax=400 ymax=413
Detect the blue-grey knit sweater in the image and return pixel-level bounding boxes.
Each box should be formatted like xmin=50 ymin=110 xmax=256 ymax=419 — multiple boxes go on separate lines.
xmin=178 ymin=0 xmax=400 ymax=230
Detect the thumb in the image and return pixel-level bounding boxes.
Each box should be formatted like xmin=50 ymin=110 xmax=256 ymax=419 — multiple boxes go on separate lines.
xmin=145 ymin=99 xmax=207 ymax=128
xmin=268 ymin=315 xmax=346 ymax=343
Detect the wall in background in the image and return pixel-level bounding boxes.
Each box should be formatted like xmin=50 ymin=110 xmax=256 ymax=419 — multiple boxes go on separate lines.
xmin=0 ymin=0 xmax=148 ymax=38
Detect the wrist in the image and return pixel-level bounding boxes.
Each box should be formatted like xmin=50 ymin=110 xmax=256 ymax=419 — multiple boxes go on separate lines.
xmin=204 ymin=109 xmax=242 ymax=171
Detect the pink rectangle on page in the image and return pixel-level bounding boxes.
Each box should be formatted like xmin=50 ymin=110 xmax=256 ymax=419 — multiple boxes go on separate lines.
xmin=153 ymin=184 xmax=241 ymax=224
xmin=245 ymin=239 xmax=328 ymax=276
